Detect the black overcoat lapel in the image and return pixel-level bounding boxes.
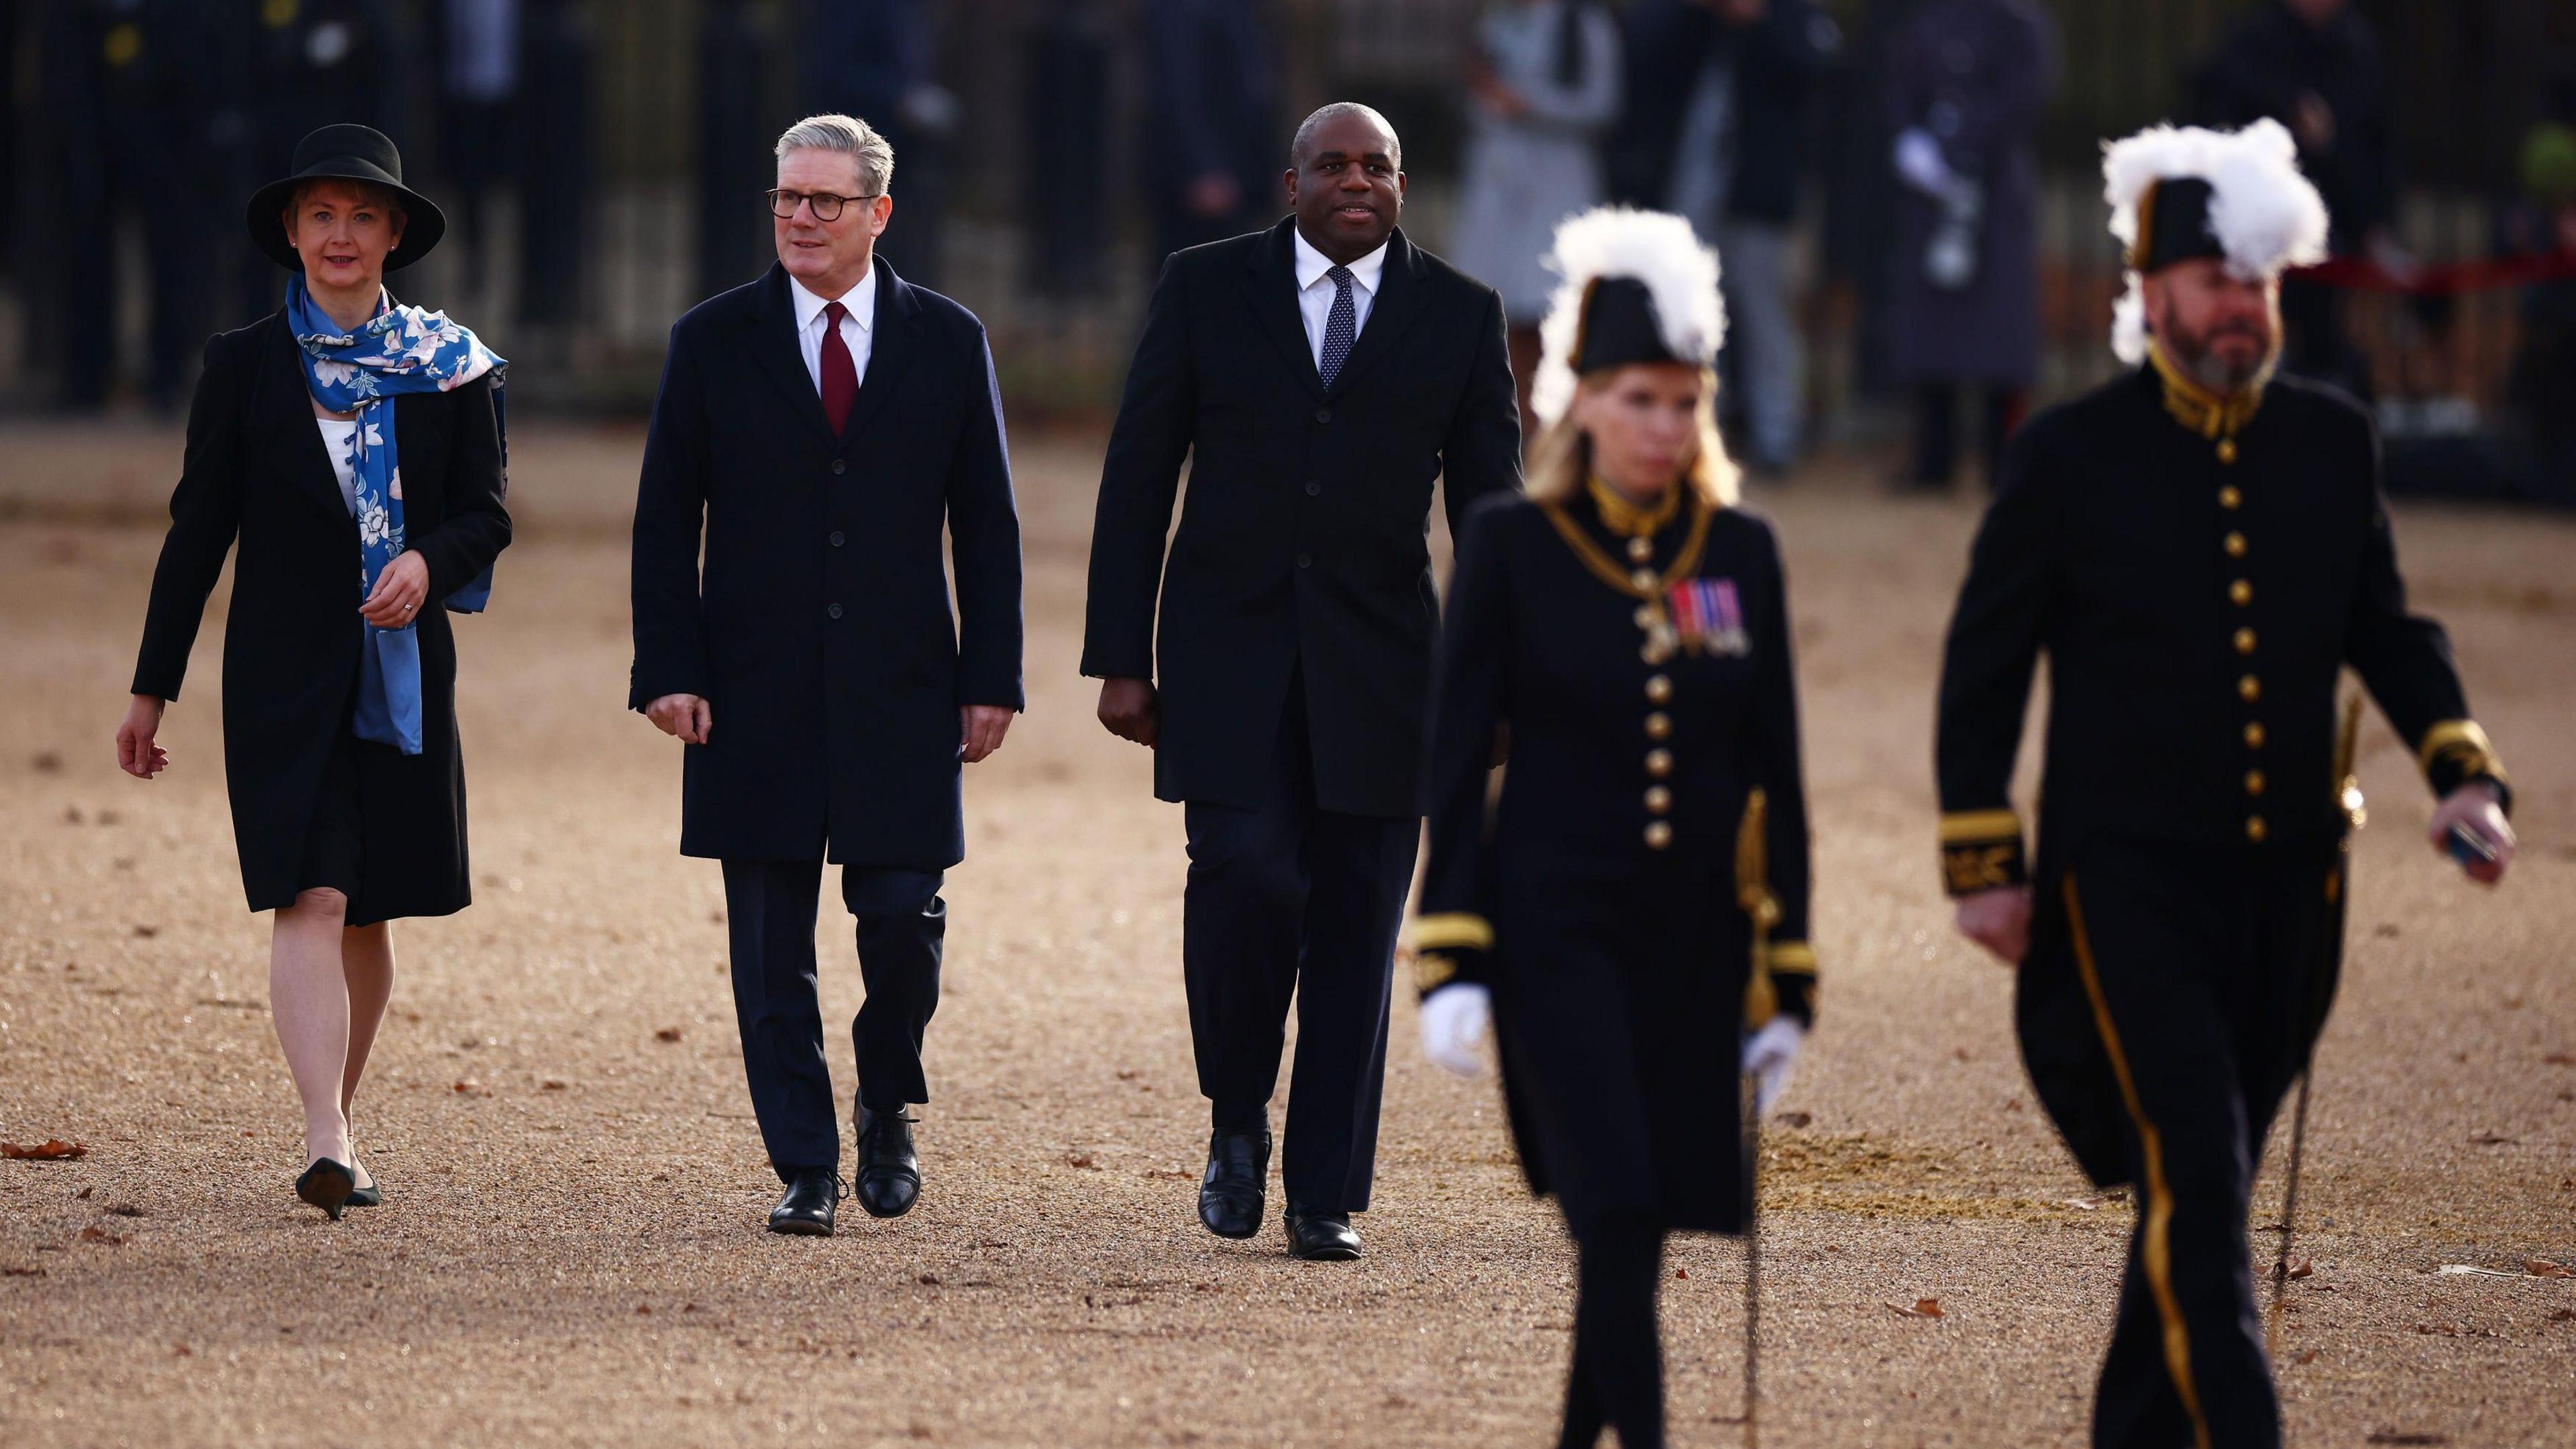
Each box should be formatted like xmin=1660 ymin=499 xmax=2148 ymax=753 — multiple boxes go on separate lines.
xmin=260 ymin=318 xmax=364 ymax=524
xmin=839 ymin=262 xmax=922 ymax=445
xmin=1322 ymin=229 xmax=1432 ymax=399
xmin=1238 ymin=219 xmax=1324 ymax=402
xmin=742 ymin=265 xmax=841 ymax=449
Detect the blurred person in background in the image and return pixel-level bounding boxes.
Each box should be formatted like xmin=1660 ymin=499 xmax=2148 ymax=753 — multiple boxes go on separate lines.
xmin=433 ymin=0 xmax=523 ymax=299
xmin=45 ymin=0 xmax=231 ymax=410
xmin=630 ymin=115 xmax=1023 ymax=1240
xmin=1938 ymin=121 xmax=2514 ymax=1449
xmin=1082 ymin=103 xmax=1521 ymax=1263
xmin=515 ymin=0 xmax=593 ymax=328
xmin=1612 ymin=0 xmax=1840 ymax=477
xmin=801 ymin=0 xmax=955 ymax=290
xmin=241 ymin=0 xmax=413 ymax=327
xmin=698 ymin=0 xmax=777 ymax=305
xmin=2505 ymin=121 xmax=2576 ymax=505
xmin=2192 ymin=0 xmax=2398 ymax=398
xmin=1411 ymin=209 xmax=1815 ymax=1449
xmin=1449 ymin=0 xmax=1622 ymax=429
xmin=1022 ymin=0 xmax=1116 ymax=303
xmin=117 ymin=125 xmax=512 ymax=1222
xmin=1882 ymin=0 xmax=2056 ymax=492
xmin=1139 ymin=0 xmax=1280 ymax=270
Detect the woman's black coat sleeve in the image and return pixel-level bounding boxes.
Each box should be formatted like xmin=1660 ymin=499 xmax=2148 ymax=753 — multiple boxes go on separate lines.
xmin=1750 ymin=519 xmax=1817 ymax=1024
xmin=1411 ymin=500 xmax=1513 ymax=995
xmin=413 ymin=373 xmax=513 ymax=606
xmin=133 ymin=335 xmax=250 ymax=701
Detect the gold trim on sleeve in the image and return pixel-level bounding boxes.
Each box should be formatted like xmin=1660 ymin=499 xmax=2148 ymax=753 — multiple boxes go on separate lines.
xmin=1939 ymin=809 xmax=2023 ymax=844
xmin=2417 ymin=719 xmax=2507 ymax=786
xmin=1768 ymin=941 xmax=1817 ymax=975
xmin=1409 ymin=913 xmax=1495 ymax=953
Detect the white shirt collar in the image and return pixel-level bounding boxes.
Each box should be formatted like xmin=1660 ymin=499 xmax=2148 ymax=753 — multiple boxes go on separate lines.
xmin=790 ymin=266 xmax=876 ymax=333
xmin=1293 ymin=227 xmax=1389 ymax=294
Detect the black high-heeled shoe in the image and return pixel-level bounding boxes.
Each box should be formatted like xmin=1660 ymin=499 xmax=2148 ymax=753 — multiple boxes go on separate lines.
xmin=296 ymin=1159 xmax=356 ymax=1221
xmin=343 ymin=1175 xmax=382 ymax=1209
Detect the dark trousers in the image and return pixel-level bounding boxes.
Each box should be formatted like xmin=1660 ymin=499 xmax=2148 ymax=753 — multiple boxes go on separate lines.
xmin=720 ymin=859 xmax=945 ymax=1181
xmin=1182 ymin=683 xmax=1417 ymax=1213
xmin=1909 ymin=382 xmax=2023 ymax=490
xmin=1558 ymin=1213 xmax=1669 ymax=1449
xmin=2060 ymin=834 xmax=2327 ymax=1449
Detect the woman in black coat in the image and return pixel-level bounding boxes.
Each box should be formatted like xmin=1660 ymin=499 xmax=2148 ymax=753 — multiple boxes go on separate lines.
xmin=1409 ymin=211 xmax=1817 ymax=1449
xmin=115 ymin=126 xmax=510 ymax=1220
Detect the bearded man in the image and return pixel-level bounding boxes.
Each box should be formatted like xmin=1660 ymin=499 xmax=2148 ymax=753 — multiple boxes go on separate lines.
xmin=1933 ymin=121 xmax=2514 ymax=1449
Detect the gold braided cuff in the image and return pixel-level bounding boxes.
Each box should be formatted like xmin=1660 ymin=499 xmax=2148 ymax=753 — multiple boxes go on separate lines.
xmin=1939 ymin=809 xmax=2028 ymax=896
xmin=1409 ymin=913 xmax=1495 ymax=953
xmin=2418 ymin=720 xmax=2508 ymax=797
xmin=1768 ymin=941 xmax=1818 ymax=975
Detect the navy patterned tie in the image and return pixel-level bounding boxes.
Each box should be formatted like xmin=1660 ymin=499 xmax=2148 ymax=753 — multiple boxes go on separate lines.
xmin=1318 ymin=265 xmax=1356 ymax=390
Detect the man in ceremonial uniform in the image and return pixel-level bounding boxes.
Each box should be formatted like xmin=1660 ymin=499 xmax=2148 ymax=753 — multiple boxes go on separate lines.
xmin=1935 ymin=121 xmax=2515 ymax=1449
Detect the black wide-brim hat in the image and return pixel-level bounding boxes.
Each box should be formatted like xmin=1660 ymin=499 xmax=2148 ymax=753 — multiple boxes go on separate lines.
xmin=246 ymin=124 xmax=445 ymax=273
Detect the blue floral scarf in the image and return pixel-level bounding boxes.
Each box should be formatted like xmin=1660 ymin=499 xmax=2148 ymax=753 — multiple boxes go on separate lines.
xmin=287 ymin=277 xmax=504 ymax=755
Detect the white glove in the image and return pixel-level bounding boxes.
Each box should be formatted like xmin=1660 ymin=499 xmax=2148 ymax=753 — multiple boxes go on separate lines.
xmin=1419 ymin=984 xmax=1493 ymax=1078
xmin=1893 ymin=127 xmax=1954 ymax=197
xmin=1740 ymin=1017 xmax=1805 ymax=1114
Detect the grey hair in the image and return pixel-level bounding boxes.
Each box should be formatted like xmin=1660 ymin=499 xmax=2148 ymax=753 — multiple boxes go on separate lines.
xmin=775 ymin=113 xmax=895 ymax=195
xmin=1290 ymin=102 xmax=1401 ymax=170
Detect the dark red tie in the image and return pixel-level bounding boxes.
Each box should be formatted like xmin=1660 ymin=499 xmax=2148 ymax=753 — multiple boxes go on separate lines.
xmin=819 ymin=300 xmax=857 ymax=435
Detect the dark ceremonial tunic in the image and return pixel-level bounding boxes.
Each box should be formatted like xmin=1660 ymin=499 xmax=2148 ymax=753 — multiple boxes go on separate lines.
xmin=1417 ymin=488 xmax=1817 ymax=1236
xmin=1935 ymin=352 xmax=2508 ymax=1449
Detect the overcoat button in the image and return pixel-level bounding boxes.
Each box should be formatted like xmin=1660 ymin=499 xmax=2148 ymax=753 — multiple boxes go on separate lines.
xmin=827 ymin=603 xmax=843 ymax=619
xmin=829 ymin=531 xmax=846 ymax=547
xmin=831 ymin=458 xmax=847 ymax=476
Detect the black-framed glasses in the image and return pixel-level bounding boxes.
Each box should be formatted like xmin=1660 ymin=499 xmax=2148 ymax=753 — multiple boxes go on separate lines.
xmin=766 ymin=188 xmax=878 ymax=222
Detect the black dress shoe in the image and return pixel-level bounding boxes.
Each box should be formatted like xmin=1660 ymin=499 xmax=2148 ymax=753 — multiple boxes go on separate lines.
xmin=1283 ymin=1204 xmax=1361 ymax=1261
xmin=854 ymin=1106 xmax=920 ymax=1219
xmin=768 ymin=1168 xmax=841 ymax=1236
xmin=295 ymin=1158 xmax=356 ymax=1222
xmin=1197 ymin=1127 xmax=1271 ymax=1240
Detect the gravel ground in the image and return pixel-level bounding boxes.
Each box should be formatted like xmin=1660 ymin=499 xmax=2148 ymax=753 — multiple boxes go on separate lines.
xmin=2 ymin=423 xmax=2569 ymax=1448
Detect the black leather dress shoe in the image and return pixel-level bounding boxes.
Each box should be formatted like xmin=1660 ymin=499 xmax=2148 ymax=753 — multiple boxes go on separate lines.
xmin=854 ymin=1106 xmax=920 ymax=1219
xmin=767 ymin=1168 xmax=841 ymax=1236
xmin=1197 ymin=1127 xmax=1271 ymax=1240
xmin=1283 ymin=1205 xmax=1361 ymax=1261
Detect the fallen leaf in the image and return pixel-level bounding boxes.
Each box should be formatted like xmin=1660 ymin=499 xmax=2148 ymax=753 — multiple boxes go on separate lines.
xmin=2286 ymin=1258 xmax=2314 ymax=1281
xmin=1775 ymin=1111 xmax=1813 ymax=1129
xmin=2365 ymin=1434 xmax=2449 ymax=1446
xmin=1 ymin=1266 xmax=44 ymax=1277
xmin=2062 ymin=1195 xmax=2107 ymax=1212
xmin=2294 ymin=1348 xmax=2320 ymax=1365
xmin=1 ymin=1139 xmax=88 ymax=1161
xmin=636 ymin=1304 xmax=651 ymax=1316
xmin=2467 ymin=1131 xmax=2518 ymax=1146
xmin=541 ymin=1079 xmax=568 ymax=1091
xmin=1674 ymin=1267 xmax=1688 ymax=1280
xmin=655 ymin=1026 xmax=686 ymax=1043
xmin=1885 ymin=1298 xmax=1943 ymax=1319
xmin=2434 ymin=1265 xmax=2520 ymax=1278
xmin=75 ymin=1187 xmax=93 ymax=1199
xmin=2524 ymin=1260 xmax=2571 ymax=1279
xmin=76 ymin=1225 xmax=127 ymax=1244
xmin=452 ymin=1079 xmax=486 ymax=1095
xmin=1065 ymin=1154 xmax=1097 ymax=1169
xmin=918 ymin=1273 xmax=942 ymax=1286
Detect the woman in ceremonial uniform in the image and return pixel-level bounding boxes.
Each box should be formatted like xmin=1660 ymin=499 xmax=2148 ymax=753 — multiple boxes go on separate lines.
xmin=115 ymin=125 xmax=511 ymax=1221
xmin=1409 ymin=208 xmax=1816 ymax=1449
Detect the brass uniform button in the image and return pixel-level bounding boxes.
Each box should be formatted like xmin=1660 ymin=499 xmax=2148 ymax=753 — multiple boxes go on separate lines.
xmin=2243 ymin=721 xmax=2265 ymax=749
xmin=1644 ymin=674 xmax=1674 ymax=704
xmin=2244 ymin=769 xmax=2266 ymax=796
xmin=2245 ymin=814 xmax=2267 ymax=843
xmin=2230 ymin=579 xmax=2253 ymax=606
xmin=2238 ymin=674 xmax=2261 ymax=702
xmin=2218 ymin=484 xmax=2242 ymax=509
xmin=2217 ymin=438 xmax=2239 ymax=465
xmin=1629 ymin=568 xmax=1660 ymax=592
xmin=2233 ymin=627 xmax=2257 ymax=655
xmin=1645 ymin=748 xmax=1674 ymax=778
xmin=1625 ymin=537 xmax=1654 ymax=564
xmin=2223 ymin=531 xmax=2247 ymax=558
xmin=1644 ymin=785 xmax=1673 ymax=814
xmin=1644 ymin=820 xmax=1674 ymax=850
xmin=1645 ymin=711 xmax=1672 ymax=741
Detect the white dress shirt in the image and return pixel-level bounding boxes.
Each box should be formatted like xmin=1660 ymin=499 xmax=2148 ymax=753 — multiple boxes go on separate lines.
xmin=1291 ymin=227 xmax=1387 ymax=370
xmin=790 ymin=268 xmax=876 ymax=394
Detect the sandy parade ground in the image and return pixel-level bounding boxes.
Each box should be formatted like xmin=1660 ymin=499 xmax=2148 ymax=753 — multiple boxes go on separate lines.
xmin=1 ymin=419 xmax=2570 ymax=1448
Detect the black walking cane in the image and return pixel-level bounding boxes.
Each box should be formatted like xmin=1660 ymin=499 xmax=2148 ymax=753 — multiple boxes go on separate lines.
xmin=1733 ymin=792 xmax=1780 ymax=1449
xmin=2266 ymin=697 xmax=2365 ymax=1361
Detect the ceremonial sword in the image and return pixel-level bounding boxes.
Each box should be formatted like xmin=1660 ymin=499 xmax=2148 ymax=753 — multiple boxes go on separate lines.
xmin=2267 ymin=696 xmax=2366 ymax=1360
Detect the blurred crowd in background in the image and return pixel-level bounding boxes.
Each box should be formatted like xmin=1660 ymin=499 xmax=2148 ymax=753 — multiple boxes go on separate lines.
xmin=3 ymin=0 xmax=2574 ymax=504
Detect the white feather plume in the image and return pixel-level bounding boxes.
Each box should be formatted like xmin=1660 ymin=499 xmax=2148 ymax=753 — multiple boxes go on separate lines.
xmin=2101 ymin=119 xmax=2331 ymax=364
xmin=1531 ymin=207 xmax=1725 ymax=428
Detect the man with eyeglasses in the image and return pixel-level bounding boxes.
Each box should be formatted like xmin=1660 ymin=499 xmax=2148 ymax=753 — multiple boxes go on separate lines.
xmin=631 ymin=113 xmax=1024 ymax=1238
